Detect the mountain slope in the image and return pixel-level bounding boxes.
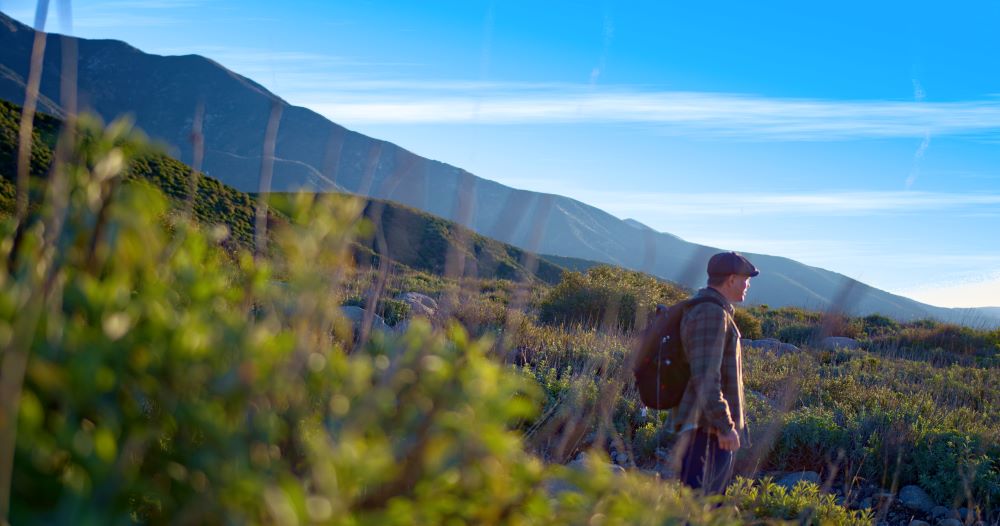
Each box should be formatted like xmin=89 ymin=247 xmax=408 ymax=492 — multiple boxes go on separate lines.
xmin=2 ymin=10 xmax=996 ymax=326
xmin=0 ymin=98 xmax=576 ymax=285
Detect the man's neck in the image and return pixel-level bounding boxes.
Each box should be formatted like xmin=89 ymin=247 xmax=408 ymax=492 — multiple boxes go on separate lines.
xmin=707 ymin=285 xmax=735 ymax=304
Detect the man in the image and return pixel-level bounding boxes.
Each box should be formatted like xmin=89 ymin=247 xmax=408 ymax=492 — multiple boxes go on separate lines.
xmin=674 ymin=251 xmax=758 ymax=494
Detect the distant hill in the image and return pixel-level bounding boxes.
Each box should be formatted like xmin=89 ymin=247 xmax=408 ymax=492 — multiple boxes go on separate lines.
xmin=0 ymin=98 xmax=578 ymax=285
xmin=2 ymin=10 xmax=997 ymax=326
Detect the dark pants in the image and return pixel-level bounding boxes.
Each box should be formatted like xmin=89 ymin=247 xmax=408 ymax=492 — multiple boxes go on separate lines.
xmin=679 ymin=427 xmax=734 ymax=494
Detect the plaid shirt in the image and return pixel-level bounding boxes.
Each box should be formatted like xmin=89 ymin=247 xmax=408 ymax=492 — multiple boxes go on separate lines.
xmin=672 ymin=287 xmax=745 ymax=434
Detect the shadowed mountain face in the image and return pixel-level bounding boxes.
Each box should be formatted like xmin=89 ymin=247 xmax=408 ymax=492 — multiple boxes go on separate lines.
xmin=2 ymin=10 xmax=997 ymax=326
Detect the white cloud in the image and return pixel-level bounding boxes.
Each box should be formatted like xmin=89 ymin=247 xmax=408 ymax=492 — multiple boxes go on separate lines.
xmin=307 ymin=89 xmax=1000 ymax=140
xmin=289 ymin=83 xmax=1000 ymax=140
xmin=554 ymin=189 xmax=1000 ymax=217
xmin=13 ymin=0 xmax=212 ymax=30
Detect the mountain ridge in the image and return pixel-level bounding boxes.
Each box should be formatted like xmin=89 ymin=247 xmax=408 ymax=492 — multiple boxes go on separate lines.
xmin=2 ymin=9 xmax=996 ymax=326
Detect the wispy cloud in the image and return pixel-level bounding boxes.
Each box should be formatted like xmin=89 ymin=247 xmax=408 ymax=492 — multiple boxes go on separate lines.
xmin=289 ymin=82 xmax=1000 ymax=140
xmin=43 ymin=0 xmax=209 ymax=29
xmin=104 ymin=34 xmax=1000 ymax=142
xmin=541 ymin=189 xmax=1000 ymax=217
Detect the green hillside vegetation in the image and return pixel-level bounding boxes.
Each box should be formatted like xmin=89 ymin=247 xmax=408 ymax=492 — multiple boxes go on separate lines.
xmin=267 ymin=193 xmax=566 ymax=285
xmin=0 ymin=98 xmax=261 ymax=248
xmin=3 ymin=103 xmax=997 ymax=524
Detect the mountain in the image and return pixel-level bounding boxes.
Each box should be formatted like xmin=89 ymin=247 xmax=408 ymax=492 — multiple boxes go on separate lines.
xmin=0 ymin=97 xmax=576 ymax=285
xmin=2 ymin=10 xmax=997 ymax=326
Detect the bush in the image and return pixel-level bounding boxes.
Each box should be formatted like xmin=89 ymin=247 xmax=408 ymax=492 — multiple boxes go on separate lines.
xmin=733 ymin=308 xmax=762 ymax=340
xmin=778 ymin=323 xmax=818 ymax=346
xmin=771 ymin=407 xmax=851 ymax=472
xmin=727 ymin=477 xmax=872 ymax=525
xmin=539 ymin=265 xmax=687 ymax=331
xmin=907 ymin=428 xmax=1000 ymax=506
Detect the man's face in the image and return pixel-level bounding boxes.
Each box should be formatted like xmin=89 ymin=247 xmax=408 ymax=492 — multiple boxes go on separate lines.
xmin=723 ymin=274 xmax=752 ymax=303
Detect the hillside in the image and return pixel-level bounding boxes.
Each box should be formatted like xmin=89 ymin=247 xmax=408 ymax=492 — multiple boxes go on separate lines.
xmin=0 ymin=98 xmax=578 ymax=284
xmin=1 ymin=10 xmax=997 ymax=326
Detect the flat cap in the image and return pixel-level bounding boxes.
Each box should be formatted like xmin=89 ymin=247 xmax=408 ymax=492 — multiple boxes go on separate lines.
xmin=707 ymin=251 xmax=759 ymax=277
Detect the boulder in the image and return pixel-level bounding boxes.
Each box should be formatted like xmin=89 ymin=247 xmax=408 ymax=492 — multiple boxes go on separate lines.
xmin=938 ymin=519 xmax=963 ymax=526
xmin=776 ymin=343 xmax=801 ymax=355
xmin=899 ymin=485 xmax=935 ymax=513
xmin=930 ymin=506 xmax=950 ymax=521
xmin=745 ymin=339 xmax=800 ymax=356
xmin=907 ymin=521 xmax=930 ymax=526
xmin=568 ymin=452 xmax=626 ymax=475
xmin=745 ymin=339 xmax=781 ymax=351
xmin=398 ymin=292 xmax=438 ymax=318
xmin=340 ymin=306 xmax=389 ymax=332
xmin=820 ymin=336 xmax=861 ymax=350
xmin=776 ymin=471 xmax=820 ymax=490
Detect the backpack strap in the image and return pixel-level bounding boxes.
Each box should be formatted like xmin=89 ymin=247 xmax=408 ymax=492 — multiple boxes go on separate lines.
xmin=681 ymin=295 xmax=733 ymax=335
xmin=682 ymin=295 xmax=727 ymax=313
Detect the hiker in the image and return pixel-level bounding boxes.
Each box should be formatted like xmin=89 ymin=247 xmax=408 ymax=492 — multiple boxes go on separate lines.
xmin=674 ymin=251 xmax=758 ymax=494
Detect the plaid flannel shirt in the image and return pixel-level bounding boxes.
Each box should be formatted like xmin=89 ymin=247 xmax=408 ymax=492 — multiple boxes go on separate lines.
xmin=672 ymin=287 xmax=745 ymax=435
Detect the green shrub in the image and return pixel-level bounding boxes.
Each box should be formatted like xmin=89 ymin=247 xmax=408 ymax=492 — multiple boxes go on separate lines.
xmin=778 ymin=323 xmax=818 ymax=346
xmin=771 ymin=407 xmax=851 ymax=472
xmin=727 ymin=477 xmax=872 ymax=525
xmin=733 ymin=308 xmax=763 ymax=339
xmin=539 ymin=265 xmax=687 ymax=331
xmin=376 ymin=297 xmax=410 ymax=326
xmin=907 ymin=428 xmax=1000 ymax=506
xmin=860 ymin=313 xmax=899 ymax=339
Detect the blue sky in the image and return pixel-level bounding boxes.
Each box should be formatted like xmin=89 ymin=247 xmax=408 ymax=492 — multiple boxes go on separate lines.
xmin=4 ymin=0 xmax=1000 ymax=307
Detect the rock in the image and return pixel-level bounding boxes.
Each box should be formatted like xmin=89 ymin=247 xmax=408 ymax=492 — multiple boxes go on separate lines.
xmin=959 ymin=507 xmax=969 ymax=520
xmin=544 ymin=478 xmax=578 ymax=496
xmin=776 ymin=471 xmax=820 ymax=489
xmin=874 ymin=491 xmax=894 ymax=503
xmin=908 ymin=521 xmax=930 ymax=526
xmin=567 ymin=453 xmax=626 ymax=475
xmin=820 ymin=336 xmax=861 ymax=350
xmin=398 ymin=292 xmax=437 ymax=318
xmin=746 ymin=339 xmax=781 ymax=351
xmin=899 ymin=485 xmax=935 ymax=512
xmin=566 ymin=459 xmax=625 ymax=475
xmin=340 ymin=306 xmax=389 ymax=332
xmin=777 ymin=343 xmax=801 ymax=355
xmin=931 ymin=506 xmax=950 ymax=520
xmin=938 ymin=519 xmax=963 ymax=526
xmin=745 ymin=339 xmax=800 ymax=356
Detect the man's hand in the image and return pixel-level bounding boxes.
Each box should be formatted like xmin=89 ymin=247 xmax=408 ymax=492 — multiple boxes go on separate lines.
xmin=717 ymin=428 xmax=741 ymax=451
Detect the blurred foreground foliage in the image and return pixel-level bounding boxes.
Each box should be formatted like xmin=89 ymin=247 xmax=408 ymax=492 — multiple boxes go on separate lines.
xmin=0 ymin=115 xmax=758 ymax=525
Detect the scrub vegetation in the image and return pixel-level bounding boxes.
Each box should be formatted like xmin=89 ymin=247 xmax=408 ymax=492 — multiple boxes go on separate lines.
xmin=2 ymin=103 xmax=995 ymax=524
